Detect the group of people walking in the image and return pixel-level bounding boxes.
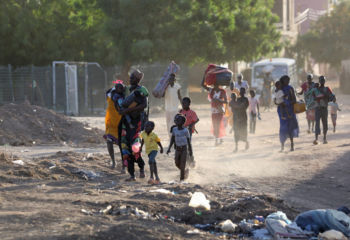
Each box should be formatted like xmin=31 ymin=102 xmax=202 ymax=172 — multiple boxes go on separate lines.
xmin=104 ymin=70 xmax=198 ymax=183
xmin=104 ymin=68 xmax=339 ymax=183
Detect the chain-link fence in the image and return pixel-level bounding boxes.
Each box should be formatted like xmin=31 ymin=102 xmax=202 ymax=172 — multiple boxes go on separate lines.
xmin=0 ymin=63 xmax=190 ymax=116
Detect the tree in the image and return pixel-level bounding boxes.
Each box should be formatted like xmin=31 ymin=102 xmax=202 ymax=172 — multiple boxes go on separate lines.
xmin=0 ymin=0 xmax=281 ymax=72
xmin=295 ymin=1 xmax=350 ymax=67
xmin=98 ymin=0 xmax=281 ymax=76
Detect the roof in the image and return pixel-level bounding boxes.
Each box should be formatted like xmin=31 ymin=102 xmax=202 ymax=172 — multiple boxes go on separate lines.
xmin=253 ymin=58 xmax=295 ymax=67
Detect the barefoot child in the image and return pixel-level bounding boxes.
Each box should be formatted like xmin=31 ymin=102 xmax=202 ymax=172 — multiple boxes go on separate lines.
xmin=140 ymin=121 xmax=163 ymax=184
xmin=167 ymin=114 xmax=193 ymax=181
xmin=329 ymin=99 xmax=341 ymax=133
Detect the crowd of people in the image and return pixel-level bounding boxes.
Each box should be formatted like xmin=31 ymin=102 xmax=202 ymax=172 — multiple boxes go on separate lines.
xmin=104 ymin=69 xmax=339 ymax=183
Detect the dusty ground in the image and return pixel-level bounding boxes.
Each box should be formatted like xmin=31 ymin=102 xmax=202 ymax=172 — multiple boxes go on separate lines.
xmin=0 ymin=94 xmax=349 ymax=239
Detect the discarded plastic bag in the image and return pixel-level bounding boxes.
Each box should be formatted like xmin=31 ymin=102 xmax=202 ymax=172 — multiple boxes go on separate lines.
xmin=12 ymin=160 xmax=25 ymax=166
xmin=188 ymin=192 xmax=210 ymax=210
xmin=149 ymin=189 xmax=174 ymax=195
xmin=266 ymin=211 xmax=291 ymax=224
xmin=219 ymin=220 xmax=237 ymax=233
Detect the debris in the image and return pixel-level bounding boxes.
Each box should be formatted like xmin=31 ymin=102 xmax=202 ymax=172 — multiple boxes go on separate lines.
xmin=188 ymin=192 xmax=211 ymax=210
xmin=239 ymin=219 xmax=254 ymax=233
xmin=252 ymin=228 xmax=272 ymax=240
xmin=219 ymin=220 xmax=237 ymax=233
xmin=134 ymin=208 xmax=150 ymax=219
xmin=194 ymin=211 xmax=202 ymax=216
xmin=12 ymin=160 xmax=25 ymax=166
xmin=73 ymin=169 xmax=100 ymax=180
xmin=266 ymin=211 xmax=292 ymax=224
xmin=99 ymin=205 xmax=113 ymax=215
xmin=49 ymin=164 xmax=56 ymax=169
xmin=81 ymin=209 xmax=93 ymax=215
xmin=295 ymin=209 xmax=350 ymax=236
xmin=149 ymin=189 xmax=175 ymax=195
xmin=186 ymin=229 xmax=202 ymax=235
xmin=266 ymin=219 xmax=308 ymax=239
xmin=194 ymin=224 xmax=213 ymax=231
xmin=319 ymin=230 xmax=347 ymax=240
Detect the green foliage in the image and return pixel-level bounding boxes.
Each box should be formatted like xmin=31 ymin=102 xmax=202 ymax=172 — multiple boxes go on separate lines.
xmin=0 ymin=0 xmax=281 ymax=68
xmin=295 ymin=1 xmax=350 ymax=67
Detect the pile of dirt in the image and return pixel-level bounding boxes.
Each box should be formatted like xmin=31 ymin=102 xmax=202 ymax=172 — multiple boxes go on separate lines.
xmin=0 ymin=103 xmax=104 ymax=146
xmin=0 ymin=151 xmax=111 ymax=182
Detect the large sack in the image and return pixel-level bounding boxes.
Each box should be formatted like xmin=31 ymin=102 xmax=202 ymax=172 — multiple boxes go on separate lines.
xmin=152 ymin=61 xmax=180 ymax=98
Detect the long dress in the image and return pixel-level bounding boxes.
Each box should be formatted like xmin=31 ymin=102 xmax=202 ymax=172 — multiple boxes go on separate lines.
xmin=232 ymin=96 xmax=249 ymax=142
xmin=120 ymin=85 xmax=148 ymax=176
xmin=104 ymin=88 xmax=122 ymax=144
xmin=208 ymin=88 xmax=226 ymax=139
xmin=278 ymin=85 xmax=299 ymax=144
xmin=302 ymin=82 xmax=316 ymax=121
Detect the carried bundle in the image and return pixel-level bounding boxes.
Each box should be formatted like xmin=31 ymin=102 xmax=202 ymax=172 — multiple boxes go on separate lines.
xmin=152 ymin=61 xmax=180 ymax=98
xmin=202 ymin=64 xmax=233 ymax=86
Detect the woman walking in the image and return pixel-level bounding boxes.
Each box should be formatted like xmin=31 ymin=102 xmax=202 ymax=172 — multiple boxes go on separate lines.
xmin=119 ymin=70 xmax=149 ymax=181
xmin=275 ymin=75 xmax=299 ymax=151
xmin=230 ymin=88 xmax=249 ymax=152
xmin=202 ymin=82 xmax=227 ymax=145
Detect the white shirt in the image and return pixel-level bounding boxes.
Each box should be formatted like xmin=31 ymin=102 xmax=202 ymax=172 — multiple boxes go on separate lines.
xmin=234 ymin=80 xmax=249 ymax=90
xmin=164 ymin=83 xmax=181 ymax=112
xmin=274 ymin=90 xmax=284 ymax=104
xmin=248 ymin=96 xmax=259 ymax=114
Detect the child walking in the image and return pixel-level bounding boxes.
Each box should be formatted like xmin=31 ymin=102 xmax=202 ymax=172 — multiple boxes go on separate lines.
xmin=167 ymin=114 xmax=193 ymax=181
xmin=140 ymin=121 xmax=163 ymax=184
xmin=329 ymin=99 xmax=341 ymax=133
xmin=179 ymin=97 xmax=199 ymax=139
xmin=248 ymin=90 xmax=260 ymax=134
xmin=179 ymin=97 xmax=199 ymax=168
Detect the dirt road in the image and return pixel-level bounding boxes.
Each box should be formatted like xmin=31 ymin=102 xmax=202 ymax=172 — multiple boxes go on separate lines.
xmin=1 ymin=94 xmax=349 ymax=239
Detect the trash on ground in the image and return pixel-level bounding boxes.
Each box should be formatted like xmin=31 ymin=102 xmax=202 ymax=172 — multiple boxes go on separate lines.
xmin=81 ymin=209 xmax=93 ymax=215
xmin=188 ymin=192 xmax=211 ymax=210
xmin=266 ymin=211 xmax=292 ymax=224
xmin=49 ymin=164 xmax=56 ymax=169
xmin=12 ymin=160 xmax=25 ymax=166
xmin=318 ymin=229 xmax=347 ymax=240
xmin=149 ymin=188 xmax=175 ymax=195
xmin=295 ymin=209 xmax=350 ymax=236
xmin=266 ymin=219 xmax=308 ymax=239
xmin=239 ymin=219 xmax=254 ymax=233
xmin=219 ymin=219 xmax=237 ymax=233
xmin=186 ymin=229 xmax=202 ymax=235
xmin=134 ymin=207 xmax=150 ymax=219
xmin=194 ymin=211 xmax=202 ymax=216
xmin=194 ymin=224 xmax=213 ymax=231
xmin=252 ymin=228 xmax=272 ymax=240
xmin=99 ymin=205 xmax=112 ymax=215
xmin=73 ymin=169 xmax=100 ymax=180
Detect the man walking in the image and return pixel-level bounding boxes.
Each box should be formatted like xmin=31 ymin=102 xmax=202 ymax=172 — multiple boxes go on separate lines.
xmin=164 ymin=73 xmax=182 ymax=137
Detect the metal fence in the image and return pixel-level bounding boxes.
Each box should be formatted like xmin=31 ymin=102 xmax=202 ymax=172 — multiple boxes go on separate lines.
xmin=0 ymin=63 xmax=189 ymax=116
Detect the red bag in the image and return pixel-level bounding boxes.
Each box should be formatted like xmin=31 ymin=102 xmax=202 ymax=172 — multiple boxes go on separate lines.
xmin=203 ymin=64 xmax=232 ymax=86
